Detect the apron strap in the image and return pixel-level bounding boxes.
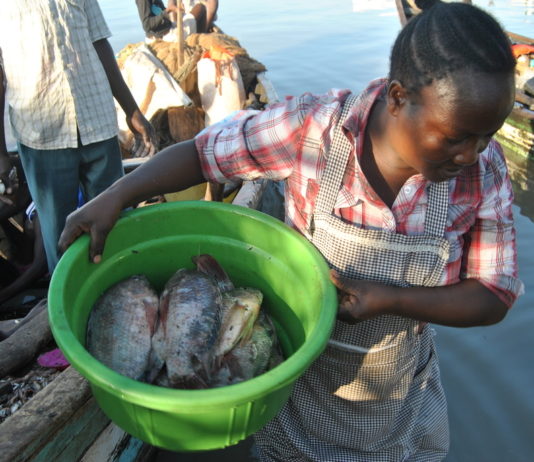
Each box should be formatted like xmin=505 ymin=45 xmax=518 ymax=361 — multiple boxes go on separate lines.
xmin=424 ymin=181 xmax=450 ymax=238
xmin=312 ymin=94 xmax=450 ymax=239
xmin=313 ymin=94 xmax=359 ymax=215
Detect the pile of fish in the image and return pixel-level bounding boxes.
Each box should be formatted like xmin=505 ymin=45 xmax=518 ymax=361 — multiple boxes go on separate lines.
xmin=86 ymin=254 xmax=283 ymax=389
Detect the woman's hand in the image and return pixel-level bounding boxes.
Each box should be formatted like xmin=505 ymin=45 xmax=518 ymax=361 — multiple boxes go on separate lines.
xmin=58 ymin=191 xmax=123 ymax=264
xmin=329 ymin=269 xmax=391 ymax=323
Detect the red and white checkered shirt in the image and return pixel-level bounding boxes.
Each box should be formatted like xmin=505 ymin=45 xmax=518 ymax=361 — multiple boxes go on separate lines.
xmin=196 ymin=79 xmax=523 ymax=307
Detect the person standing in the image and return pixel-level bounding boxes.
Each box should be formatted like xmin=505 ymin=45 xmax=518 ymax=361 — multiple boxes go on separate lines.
xmin=136 ymin=0 xmax=219 ymax=42
xmin=0 ymin=0 xmax=156 ymax=272
xmin=59 ymin=1 xmax=523 ymax=460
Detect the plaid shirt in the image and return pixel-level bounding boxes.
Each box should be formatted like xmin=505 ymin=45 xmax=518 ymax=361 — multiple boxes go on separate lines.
xmin=196 ymin=79 xmax=523 ymax=307
xmin=0 ymin=0 xmax=118 ymax=150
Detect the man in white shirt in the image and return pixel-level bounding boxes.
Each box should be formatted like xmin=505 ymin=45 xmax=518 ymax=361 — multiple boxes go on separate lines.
xmin=0 ymin=0 xmax=156 ymax=272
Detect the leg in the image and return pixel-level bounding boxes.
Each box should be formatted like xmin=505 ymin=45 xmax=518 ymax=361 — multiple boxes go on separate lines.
xmin=190 ymin=3 xmax=207 ymax=33
xmin=78 ymin=137 xmax=124 ymax=202
xmin=18 ymin=144 xmax=80 ymax=272
xmin=204 ymin=0 xmax=219 ymax=31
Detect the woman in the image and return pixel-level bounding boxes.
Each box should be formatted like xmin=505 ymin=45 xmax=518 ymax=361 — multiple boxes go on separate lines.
xmin=60 ymin=1 xmax=523 ymax=460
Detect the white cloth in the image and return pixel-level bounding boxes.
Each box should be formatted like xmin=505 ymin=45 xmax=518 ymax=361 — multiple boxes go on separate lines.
xmin=115 ymin=44 xmax=192 ymax=147
xmin=0 ymin=0 xmax=118 ymax=150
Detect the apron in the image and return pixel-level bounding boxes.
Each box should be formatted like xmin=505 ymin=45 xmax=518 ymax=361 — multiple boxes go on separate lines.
xmin=254 ymin=95 xmax=450 ymax=462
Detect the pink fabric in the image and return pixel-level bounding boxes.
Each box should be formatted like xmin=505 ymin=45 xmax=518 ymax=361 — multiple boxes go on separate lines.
xmin=38 ymin=348 xmax=70 ymax=370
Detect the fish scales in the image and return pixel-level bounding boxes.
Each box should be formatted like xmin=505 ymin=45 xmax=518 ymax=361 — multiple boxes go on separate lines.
xmin=155 ymin=268 xmax=223 ymax=389
xmin=211 ymin=311 xmax=280 ymax=387
xmin=86 ymin=275 xmax=159 ymax=381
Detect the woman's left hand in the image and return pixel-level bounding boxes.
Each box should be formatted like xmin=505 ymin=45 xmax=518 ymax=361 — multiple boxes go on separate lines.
xmin=329 ymin=269 xmax=390 ymax=323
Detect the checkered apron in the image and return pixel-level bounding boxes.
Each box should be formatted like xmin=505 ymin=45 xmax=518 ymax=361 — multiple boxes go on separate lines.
xmin=254 ymin=95 xmax=450 ymax=461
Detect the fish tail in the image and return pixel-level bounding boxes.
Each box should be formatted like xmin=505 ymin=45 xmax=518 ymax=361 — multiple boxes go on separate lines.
xmin=192 ymin=254 xmax=235 ymax=292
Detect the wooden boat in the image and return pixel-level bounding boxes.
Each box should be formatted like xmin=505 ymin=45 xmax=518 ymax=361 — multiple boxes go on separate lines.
xmin=395 ymin=0 xmax=534 ymax=159
xmin=0 ymin=29 xmax=279 ymax=462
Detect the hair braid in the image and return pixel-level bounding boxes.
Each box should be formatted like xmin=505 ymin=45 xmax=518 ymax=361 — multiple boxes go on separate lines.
xmin=389 ymin=1 xmax=516 ymax=92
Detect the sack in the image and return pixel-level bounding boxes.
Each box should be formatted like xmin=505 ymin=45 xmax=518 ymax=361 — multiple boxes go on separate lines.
xmin=197 ymin=46 xmax=246 ymax=126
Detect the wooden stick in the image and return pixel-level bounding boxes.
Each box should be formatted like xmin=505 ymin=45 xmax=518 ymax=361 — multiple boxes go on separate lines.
xmin=176 ymin=1 xmax=184 ymax=68
xmin=0 ymin=299 xmax=52 ymax=378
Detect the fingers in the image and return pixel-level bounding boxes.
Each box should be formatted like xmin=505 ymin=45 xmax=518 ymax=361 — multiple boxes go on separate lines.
xmin=58 ymin=221 xmax=84 ymax=255
xmin=329 ymin=269 xmax=350 ymax=292
xmin=131 ymin=134 xmax=157 ymax=158
xmin=89 ymin=226 xmax=108 ymax=264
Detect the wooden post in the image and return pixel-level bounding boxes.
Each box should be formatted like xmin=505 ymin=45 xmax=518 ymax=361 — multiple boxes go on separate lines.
xmin=167 ymin=1 xmax=183 ymax=67
xmin=177 ymin=0 xmax=184 ymax=68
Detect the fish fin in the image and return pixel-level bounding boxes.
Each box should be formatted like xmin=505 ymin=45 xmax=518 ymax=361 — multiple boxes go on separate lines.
xmin=237 ymin=307 xmax=257 ymax=346
xmin=190 ymin=353 xmax=212 ymax=389
xmin=146 ymin=345 xmax=165 ymax=384
xmin=192 ymin=254 xmax=235 ymax=292
xmin=143 ymin=299 xmax=159 ymax=337
xmin=158 ymin=292 xmax=169 ymax=336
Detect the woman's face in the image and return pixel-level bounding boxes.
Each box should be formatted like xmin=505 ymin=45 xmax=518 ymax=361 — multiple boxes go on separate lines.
xmin=386 ymin=70 xmax=515 ymax=183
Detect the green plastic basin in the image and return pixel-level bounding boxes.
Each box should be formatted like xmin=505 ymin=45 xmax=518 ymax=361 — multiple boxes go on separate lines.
xmin=48 ymin=201 xmax=337 ymax=451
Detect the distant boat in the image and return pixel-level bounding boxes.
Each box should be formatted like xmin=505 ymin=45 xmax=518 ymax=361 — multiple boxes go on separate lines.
xmin=394 ymin=0 xmax=534 ymax=158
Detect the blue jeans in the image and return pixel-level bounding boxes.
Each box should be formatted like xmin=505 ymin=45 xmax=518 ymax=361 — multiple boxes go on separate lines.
xmin=18 ymin=137 xmax=124 ymax=272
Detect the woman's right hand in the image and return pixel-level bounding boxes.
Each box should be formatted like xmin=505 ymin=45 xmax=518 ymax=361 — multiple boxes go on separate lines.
xmin=58 ymin=192 xmax=123 ymax=264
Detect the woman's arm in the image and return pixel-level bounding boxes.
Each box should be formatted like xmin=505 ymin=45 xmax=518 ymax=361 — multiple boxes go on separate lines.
xmin=58 ymin=140 xmax=205 ymax=263
xmin=331 ymin=272 xmax=508 ymax=327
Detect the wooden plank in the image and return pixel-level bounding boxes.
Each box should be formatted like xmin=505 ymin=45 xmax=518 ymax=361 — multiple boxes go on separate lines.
xmin=0 ymin=367 xmax=107 ymax=462
xmin=33 ymin=397 xmax=109 ymax=462
xmin=257 ymin=72 xmax=280 ymax=104
xmin=0 ymin=301 xmax=51 ymax=378
xmin=507 ymin=31 xmax=534 ymax=45
xmin=231 ymin=179 xmax=267 ymax=210
xmin=81 ymin=422 xmax=152 ymax=462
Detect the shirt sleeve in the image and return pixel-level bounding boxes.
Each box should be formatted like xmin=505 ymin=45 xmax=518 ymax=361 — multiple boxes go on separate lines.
xmin=84 ymin=0 xmax=112 ymax=42
xmin=460 ymin=140 xmax=524 ymax=307
xmin=195 ymin=94 xmax=317 ymax=183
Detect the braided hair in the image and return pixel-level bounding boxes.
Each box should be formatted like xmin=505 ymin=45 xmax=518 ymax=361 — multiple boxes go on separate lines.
xmin=389 ymin=0 xmax=516 ymax=92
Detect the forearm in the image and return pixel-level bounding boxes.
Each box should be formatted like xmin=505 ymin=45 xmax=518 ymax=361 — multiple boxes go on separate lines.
xmin=93 ymin=39 xmax=139 ymax=118
xmin=384 ymin=279 xmax=508 ymax=327
xmin=103 ymin=139 xmax=205 ymax=208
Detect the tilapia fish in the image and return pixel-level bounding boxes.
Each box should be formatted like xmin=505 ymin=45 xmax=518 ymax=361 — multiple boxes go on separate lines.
xmin=215 ymin=287 xmax=263 ymax=359
xmin=193 ymin=254 xmax=263 ymax=360
xmin=86 ymin=275 xmax=159 ymax=380
xmin=152 ymin=268 xmax=223 ymax=389
xmin=211 ymin=311 xmax=282 ymax=387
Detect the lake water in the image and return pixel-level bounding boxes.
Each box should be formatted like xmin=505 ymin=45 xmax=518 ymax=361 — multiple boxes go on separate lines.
xmin=100 ymin=1 xmax=534 ymax=461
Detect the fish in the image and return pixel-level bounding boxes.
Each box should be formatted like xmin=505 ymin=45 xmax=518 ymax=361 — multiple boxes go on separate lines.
xmin=86 ymin=275 xmax=159 ymax=381
xmin=193 ymin=254 xmax=263 ymax=360
xmin=214 ymin=287 xmax=263 ymax=359
xmin=152 ymin=268 xmax=223 ymax=389
xmin=211 ymin=311 xmax=282 ymax=387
